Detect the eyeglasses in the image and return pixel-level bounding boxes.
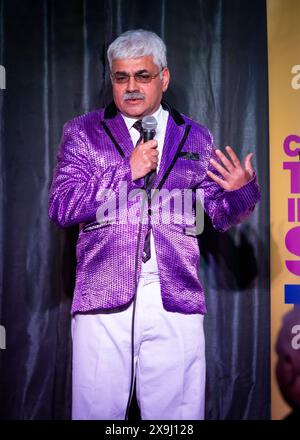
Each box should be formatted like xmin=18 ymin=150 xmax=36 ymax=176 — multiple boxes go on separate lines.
xmin=111 ymin=69 xmax=163 ymax=84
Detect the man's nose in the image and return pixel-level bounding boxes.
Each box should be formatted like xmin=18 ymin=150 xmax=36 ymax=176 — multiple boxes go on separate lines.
xmin=126 ymin=75 xmax=139 ymax=92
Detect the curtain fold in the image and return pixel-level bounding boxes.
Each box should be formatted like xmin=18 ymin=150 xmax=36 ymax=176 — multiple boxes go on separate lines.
xmin=0 ymin=0 xmax=269 ymax=419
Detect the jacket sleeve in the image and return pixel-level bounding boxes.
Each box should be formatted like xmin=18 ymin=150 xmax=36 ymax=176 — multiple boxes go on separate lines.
xmin=49 ymin=119 xmax=142 ymax=228
xmin=199 ymin=131 xmax=261 ymax=232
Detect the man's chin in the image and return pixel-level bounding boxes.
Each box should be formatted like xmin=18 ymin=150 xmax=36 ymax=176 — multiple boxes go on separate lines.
xmin=121 ymin=100 xmax=148 ymax=118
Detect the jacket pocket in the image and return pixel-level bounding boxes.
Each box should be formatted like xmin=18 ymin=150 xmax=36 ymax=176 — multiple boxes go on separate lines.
xmin=178 ymin=151 xmax=200 ymax=160
xmin=82 ymin=221 xmax=112 ymax=232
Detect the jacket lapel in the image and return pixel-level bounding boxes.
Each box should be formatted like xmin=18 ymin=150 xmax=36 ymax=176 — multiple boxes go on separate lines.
xmin=154 ymin=102 xmax=190 ymax=190
xmin=102 ymin=102 xmax=134 ymax=158
xmin=155 ymin=115 xmax=183 ymax=184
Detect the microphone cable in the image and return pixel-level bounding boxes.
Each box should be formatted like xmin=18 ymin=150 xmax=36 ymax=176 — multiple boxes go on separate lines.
xmin=124 ymin=191 xmax=147 ymax=420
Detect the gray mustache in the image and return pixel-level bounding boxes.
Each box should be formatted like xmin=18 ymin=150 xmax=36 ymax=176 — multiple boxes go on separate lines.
xmin=123 ymin=92 xmax=145 ymax=101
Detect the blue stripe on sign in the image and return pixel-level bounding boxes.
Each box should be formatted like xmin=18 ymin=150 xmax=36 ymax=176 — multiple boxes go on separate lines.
xmin=285 ymin=285 xmax=300 ymax=304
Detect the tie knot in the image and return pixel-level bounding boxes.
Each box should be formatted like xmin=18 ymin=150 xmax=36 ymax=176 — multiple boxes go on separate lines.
xmin=132 ymin=119 xmax=143 ymax=134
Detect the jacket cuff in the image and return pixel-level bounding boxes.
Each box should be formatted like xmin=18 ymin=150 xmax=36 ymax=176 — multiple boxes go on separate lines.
xmin=226 ymin=173 xmax=261 ymax=216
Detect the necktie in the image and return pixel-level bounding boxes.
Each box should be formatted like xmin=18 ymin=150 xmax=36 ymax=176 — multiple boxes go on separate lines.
xmin=133 ymin=119 xmax=143 ymax=147
xmin=132 ymin=120 xmax=157 ymax=263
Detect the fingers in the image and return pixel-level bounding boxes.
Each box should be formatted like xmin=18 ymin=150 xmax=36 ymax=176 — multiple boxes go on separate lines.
xmin=135 ymin=139 xmax=157 ymax=154
xmin=143 ymin=139 xmax=158 ymax=150
xmin=130 ymin=140 xmax=158 ymax=180
xmin=207 ymin=170 xmax=229 ymax=190
xmin=143 ymin=146 xmax=158 ymax=160
xmin=150 ymin=152 xmax=159 ymax=167
xmin=209 ymin=157 xmax=230 ymax=179
xmin=215 ymin=149 xmax=235 ymax=172
xmin=146 ymin=158 xmax=158 ymax=172
xmin=143 ymin=144 xmax=159 ymax=171
xmin=224 ymin=146 xmax=241 ymax=167
xmin=244 ymin=152 xmax=254 ymax=177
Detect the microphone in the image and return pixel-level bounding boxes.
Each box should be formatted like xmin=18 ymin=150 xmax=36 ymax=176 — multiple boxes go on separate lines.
xmin=142 ymin=116 xmax=157 ymax=190
xmin=141 ymin=115 xmax=157 ymax=142
xmin=141 ymin=116 xmax=158 ymax=187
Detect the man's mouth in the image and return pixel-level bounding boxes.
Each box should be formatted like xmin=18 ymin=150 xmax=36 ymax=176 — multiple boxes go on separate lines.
xmin=126 ymin=98 xmax=141 ymax=103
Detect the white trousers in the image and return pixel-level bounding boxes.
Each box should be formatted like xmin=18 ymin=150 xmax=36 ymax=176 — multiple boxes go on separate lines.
xmin=71 ymin=276 xmax=206 ymax=420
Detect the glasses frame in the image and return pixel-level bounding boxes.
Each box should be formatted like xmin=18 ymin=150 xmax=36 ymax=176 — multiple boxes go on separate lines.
xmin=110 ymin=68 xmax=164 ymax=84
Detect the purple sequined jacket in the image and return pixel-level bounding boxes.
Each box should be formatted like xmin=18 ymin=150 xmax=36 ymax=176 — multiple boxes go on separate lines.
xmin=49 ymin=102 xmax=260 ymax=315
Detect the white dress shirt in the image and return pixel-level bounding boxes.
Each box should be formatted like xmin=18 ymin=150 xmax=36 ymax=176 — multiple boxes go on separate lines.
xmin=122 ymin=105 xmax=169 ymax=279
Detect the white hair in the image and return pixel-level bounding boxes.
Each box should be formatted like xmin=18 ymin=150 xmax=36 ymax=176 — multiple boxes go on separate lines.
xmin=107 ymin=29 xmax=167 ymax=70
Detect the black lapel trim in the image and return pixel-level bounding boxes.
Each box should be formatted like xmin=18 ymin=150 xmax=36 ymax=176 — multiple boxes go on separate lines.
xmin=155 ymin=124 xmax=191 ymax=192
xmin=104 ymin=101 xmax=118 ymax=119
xmin=100 ymin=121 xmax=125 ymax=158
xmin=161 ymin=101 xmax=185 ymax=126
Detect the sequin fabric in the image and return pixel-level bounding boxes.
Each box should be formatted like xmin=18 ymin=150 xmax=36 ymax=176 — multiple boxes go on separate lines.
xmin=49 ymin=104 xmax=260 ymax=315
xmin=132 ymin=119 xmax=156 ymax=263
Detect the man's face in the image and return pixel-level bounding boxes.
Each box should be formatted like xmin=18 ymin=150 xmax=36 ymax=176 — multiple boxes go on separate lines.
xmin=111 ymin=55 xmax=170 ymax=118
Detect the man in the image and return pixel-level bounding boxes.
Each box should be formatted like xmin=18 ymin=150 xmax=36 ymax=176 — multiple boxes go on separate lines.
xmin=49 ymin=29 xmax=260 ymax=420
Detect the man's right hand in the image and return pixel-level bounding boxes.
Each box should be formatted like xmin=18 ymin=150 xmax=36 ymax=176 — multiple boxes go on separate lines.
xmin=130 ymin=140 xmax=159 ymax=181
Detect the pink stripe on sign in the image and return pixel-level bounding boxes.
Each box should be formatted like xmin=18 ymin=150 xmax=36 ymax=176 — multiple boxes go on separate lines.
xmin=283 ymin=162 xmax=300 ymax=193
xmin=288 ymin=198 xmax=295 ymax=222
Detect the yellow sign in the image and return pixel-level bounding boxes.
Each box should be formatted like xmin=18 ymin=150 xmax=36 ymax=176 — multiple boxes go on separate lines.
xmin=267 ymin=0 xmax=300 ymax=419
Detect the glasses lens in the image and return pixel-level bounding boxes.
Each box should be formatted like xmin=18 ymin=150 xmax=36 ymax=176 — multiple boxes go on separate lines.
xmin=134 ymin=72 xmax=152 ymax=83
xmin=114 ymin=73 xmax=129 ymax=83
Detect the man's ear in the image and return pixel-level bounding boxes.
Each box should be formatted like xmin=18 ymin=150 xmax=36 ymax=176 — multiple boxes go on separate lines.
xmin=162 ymin=67 xmax=170 ymax=92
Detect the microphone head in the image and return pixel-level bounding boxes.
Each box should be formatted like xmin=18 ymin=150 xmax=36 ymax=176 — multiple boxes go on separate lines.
xmin=141 ymin=115 xmax=158 ymax=131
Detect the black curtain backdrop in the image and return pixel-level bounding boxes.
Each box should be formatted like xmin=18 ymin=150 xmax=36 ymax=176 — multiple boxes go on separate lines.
xmin=0 ymin=0 xmax=270 ymax=419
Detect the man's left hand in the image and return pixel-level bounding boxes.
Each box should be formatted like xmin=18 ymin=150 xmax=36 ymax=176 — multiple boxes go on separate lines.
xmin=207 ymin=146 xmax=254 ymax=191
